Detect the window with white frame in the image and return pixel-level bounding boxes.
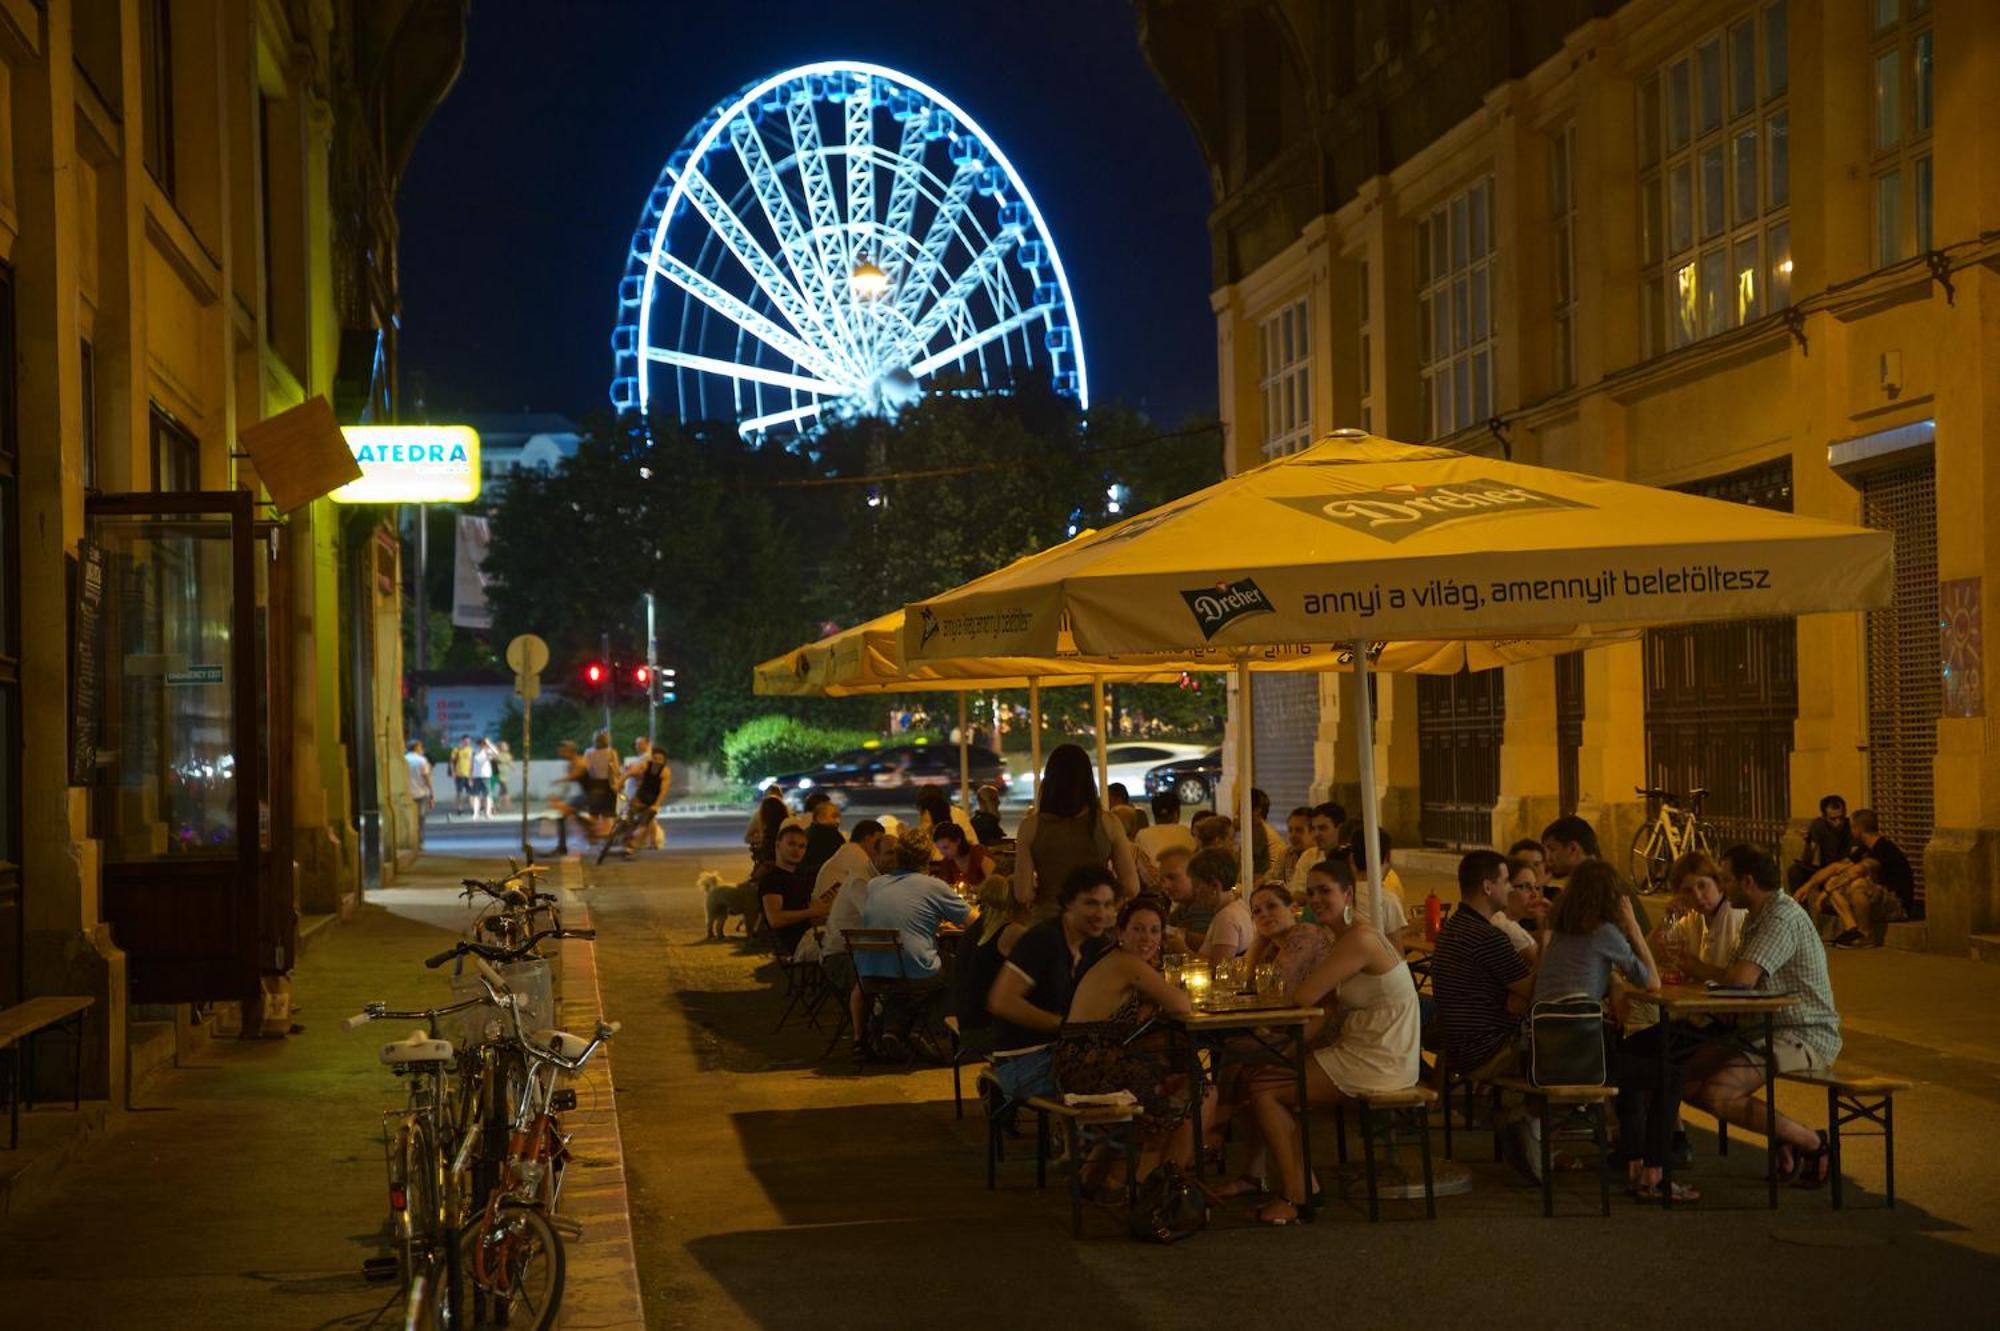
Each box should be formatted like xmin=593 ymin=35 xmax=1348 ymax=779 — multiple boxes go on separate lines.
xmin=1355 ymin=258 xmax=1374 ymax=433
xmin=1551 ymin=123 xmax=1578 ymax=391
xmin=1637 ymin=2 xmax=1791 ymax=358
xmin=1258 ymin=298 xmax=1312 ymax=457
xmin=1417 ymin=177 xmax=1496 ymax=439
xmin=1870 ymin=0 xmax=1933 ymax=268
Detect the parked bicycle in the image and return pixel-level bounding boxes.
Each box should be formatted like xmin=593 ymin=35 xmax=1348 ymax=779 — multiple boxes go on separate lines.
xmin=1629 ymin=785 xmax=1712 ymax=890
xmin=351 ymin=888 xmax=610 ymax=1329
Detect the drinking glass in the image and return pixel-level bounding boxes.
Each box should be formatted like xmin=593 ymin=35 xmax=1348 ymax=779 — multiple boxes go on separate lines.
xmin=1255 ymin=963 xmax=1283 ymax=1000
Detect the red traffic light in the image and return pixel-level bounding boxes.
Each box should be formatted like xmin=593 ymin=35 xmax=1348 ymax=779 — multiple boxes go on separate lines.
xmin=584 ymin=662 xmax=606 ymax=685
xmin=633 ymin=665 xmax=651 ymax=686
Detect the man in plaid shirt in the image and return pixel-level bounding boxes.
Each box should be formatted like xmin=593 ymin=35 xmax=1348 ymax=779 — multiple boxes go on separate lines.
xmin=1683 ymin=843 xmax=1842 ymax=1187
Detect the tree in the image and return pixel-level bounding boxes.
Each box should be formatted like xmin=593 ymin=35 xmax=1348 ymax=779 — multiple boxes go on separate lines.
xmin=477 ymin=395 xmax=1224 ymax=762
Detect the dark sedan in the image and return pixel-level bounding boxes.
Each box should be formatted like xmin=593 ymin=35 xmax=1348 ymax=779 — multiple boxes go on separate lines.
xmin=1143 ymin=748 xmax=1222 ymax=810
xmin=760 ymin=742 xmax=1009 ymax=810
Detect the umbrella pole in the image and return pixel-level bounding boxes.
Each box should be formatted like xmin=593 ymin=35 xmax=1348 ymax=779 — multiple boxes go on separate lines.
xmin=957 ymin=690 xmax=971 ymax=812
xmin=1351 ymin=638 xmax=1385 ymax=929
xmin=1029 ymin=679 xmax=1043 ymax=802
xmin=1236 ymin=656 xmax=1255 ymax=892
xmin=1091 ymin=678 xmax=1110 ymax=792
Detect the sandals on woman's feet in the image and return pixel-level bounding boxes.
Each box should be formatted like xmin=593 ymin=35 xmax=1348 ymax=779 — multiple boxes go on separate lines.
xmin=1792 ymin=1130 xmax=1834 ymax=1188
xmin=1252 ymin=1198 xmax=1301 ymax=1226
xmin=1212 ymin=1175 xmax=1268 ymax=1200
xmin=1633 ymin=1179 xmax=1701 ymax=1203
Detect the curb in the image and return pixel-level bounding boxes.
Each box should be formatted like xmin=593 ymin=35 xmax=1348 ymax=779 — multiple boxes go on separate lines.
xmin=553 ymin=896 xmax=647 ymax=1329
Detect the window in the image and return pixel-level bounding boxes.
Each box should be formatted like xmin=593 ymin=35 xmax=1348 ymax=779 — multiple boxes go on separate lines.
xmin=1354 ymin=258 xmax=1374 ymax=432
xmin=1871 ymin=0 xmax=1934 ymax=266
xmin=1257 ymin=298 xmax=1312 ymax=457
xmin=139 ymin=0 xmax=174 ymax=196
xmin=150 ymin=407 xmax=198 ymax=491
xmin=1550 ymin=124 xmax=1578 ymax=391
xmin=1417 ymin=177 xmax=1496 ymax=438
xmin=1638 ymin=3 xmax=1790 ymax=357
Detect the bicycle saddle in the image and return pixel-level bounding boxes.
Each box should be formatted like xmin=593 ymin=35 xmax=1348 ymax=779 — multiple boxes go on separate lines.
xmin=530 ymin=1029 xmax=591 ymax=1061
xmin=379 ymin=1031 xmax=455 ymax=1066
xmin=1635 ymin=786 xmax=1672 ymax=801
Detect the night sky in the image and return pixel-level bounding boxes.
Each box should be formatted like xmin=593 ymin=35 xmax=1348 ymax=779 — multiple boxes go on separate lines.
xmin=396 ymin=0 xmax=1218 ymax=428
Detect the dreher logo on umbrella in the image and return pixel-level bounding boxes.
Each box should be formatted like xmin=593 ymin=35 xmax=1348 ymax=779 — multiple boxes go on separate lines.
xmin=1181 ymin=578 xmax=1275 ymax=640
xmin=918 ymin=607 xmax=941 ymax=646
xmin=1278 ymin=480 xmax=1588 ymax=543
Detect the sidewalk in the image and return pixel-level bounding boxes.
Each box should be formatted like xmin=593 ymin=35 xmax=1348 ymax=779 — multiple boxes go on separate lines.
xmin=0 ymin=861 xmax=643 ymax=1329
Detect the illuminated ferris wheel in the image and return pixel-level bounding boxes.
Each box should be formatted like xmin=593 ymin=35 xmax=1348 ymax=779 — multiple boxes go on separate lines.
xmin=610 ymin=60 xmax=1088 ymax=443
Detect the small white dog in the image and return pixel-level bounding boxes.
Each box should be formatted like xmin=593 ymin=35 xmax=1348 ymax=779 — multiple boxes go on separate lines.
xmin=698 ymin=869 xmax=752 ymax=939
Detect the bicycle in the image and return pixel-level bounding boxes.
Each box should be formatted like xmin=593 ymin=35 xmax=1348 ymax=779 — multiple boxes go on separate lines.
xmin=347 ymin=959 xmax=510 ymax=1329
xmin=1629 ymin=785 xmax=1713 ymax=891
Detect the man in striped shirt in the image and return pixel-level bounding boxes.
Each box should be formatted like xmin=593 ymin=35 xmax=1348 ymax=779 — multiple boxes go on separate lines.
xmin=1684 ymin=843 xmax=1841 ymax=1185
xmin=1434 ymin=849 xmax=1543 ymax=1180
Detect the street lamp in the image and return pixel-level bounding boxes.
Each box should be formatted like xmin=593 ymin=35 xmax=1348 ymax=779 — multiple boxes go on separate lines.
xmin=850 ymin=259 xmax=890 ymax=300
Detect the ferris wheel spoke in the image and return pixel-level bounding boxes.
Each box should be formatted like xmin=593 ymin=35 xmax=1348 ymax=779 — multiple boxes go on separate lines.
xmin=878 ymin=115 xmax=931 ymax=291
xmin=727 ymin=120 xmax=855 ymax=373
xmin=646 ymin=251 xmax=847 ymax=386
xmin=673 ymin=165 xmax=861 ymax=382
xmin=907 ymin=302 xmax=1054 ymax=380
xmin=644 ymin=345 xmax=844 ymax=397
xmin=893 ymin=160 xmax=979 ymax=320
xmin=844 ymin=90 xmax=875 ymax=271
xmin=895 ymin=228 xmax=1021 ymax=366
xmin=740 ymin=400 xmax=830 ymax=436
xmin=785 ymin=97 xmax=860 ymax=350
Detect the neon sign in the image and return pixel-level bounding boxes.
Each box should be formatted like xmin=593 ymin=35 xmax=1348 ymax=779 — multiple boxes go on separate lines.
xmin=330 ymin=426 xmax=482 ymax=504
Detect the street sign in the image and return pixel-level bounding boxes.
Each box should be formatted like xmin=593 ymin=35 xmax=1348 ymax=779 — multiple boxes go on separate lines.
xmin=515 ymin=675 xmax=542 ymax=701
xmin=505 ymin=633 xmax=550 ymax=677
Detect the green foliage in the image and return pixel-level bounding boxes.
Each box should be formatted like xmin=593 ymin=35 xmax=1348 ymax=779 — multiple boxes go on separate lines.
xmin=719 ymin=715 xmax=881 ymax=785
xmin=475 ymin=394 xmax=1224 ymax=766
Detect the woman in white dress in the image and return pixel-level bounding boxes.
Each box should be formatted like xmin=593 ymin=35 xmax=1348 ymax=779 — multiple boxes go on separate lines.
xmin=1240 ymin=857 xmax=1420 ymax=1224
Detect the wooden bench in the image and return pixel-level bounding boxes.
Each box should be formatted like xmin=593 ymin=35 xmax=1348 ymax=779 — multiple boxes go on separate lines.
xmin=1023 ymin=1095 xmax=1141 ymax=1238
xmin=1779 ymin=1069 xmax=1914 ymax=1209
xmin=1348 ymin=1085 xmax=1441 ymax=1221
xmin=1490 ymin=1077 xmax=1619 ymax=1217
xmin=0 ymin=996 xmax=95 ymax=1149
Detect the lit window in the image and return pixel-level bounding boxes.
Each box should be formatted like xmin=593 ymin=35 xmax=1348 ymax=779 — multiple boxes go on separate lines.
xmin=1637 ymin=2 xmax=1791 ymax=358
xmin=1257 ymin=297 xmax=1312 ymax=458
xmin=1871 ymin=2 xmax=1934 ymax=268
xmin=1417 ymin=177 xmax=1497 ymax=439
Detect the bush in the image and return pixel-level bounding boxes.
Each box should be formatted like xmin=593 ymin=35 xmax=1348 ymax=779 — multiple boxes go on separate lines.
xmin=721 ymin=716 xmax=881 ymax=786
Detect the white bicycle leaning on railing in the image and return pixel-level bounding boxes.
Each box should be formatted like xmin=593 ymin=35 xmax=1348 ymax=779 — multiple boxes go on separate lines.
xmin=1629 ymin=785 xmax=1713 ymax=891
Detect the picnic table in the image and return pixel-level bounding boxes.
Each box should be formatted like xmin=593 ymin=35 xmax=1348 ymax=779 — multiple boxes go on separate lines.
xmin=1651 ymin=983 xmax=1798 ymax=1209
xmin=1165 ymin=1000 xmax=1324 ymax=1212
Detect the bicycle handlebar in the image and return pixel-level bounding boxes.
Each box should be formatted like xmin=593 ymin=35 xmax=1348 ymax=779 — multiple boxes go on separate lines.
xmin=423 ymin=928 xmax=594 ymax=970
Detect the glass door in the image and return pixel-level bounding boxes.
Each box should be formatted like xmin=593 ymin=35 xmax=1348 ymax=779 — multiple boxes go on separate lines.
xmin=87 ymin=491 xmax=266 ymax=1003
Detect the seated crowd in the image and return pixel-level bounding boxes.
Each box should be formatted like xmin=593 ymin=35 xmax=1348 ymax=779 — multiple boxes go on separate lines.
xmin=747 ymin=744 xmax=1848 ymax=1216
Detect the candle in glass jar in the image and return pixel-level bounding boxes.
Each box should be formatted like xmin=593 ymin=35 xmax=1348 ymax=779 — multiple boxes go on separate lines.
xmin=1184 ymin=966 xmax=1212 ymax=1004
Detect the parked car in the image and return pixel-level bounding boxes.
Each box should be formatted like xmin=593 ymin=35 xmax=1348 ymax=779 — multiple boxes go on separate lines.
xmin=761 ymin=742 xmax=1008 ymax=811
xmin=1143 ymin=749 xmax=1222 ymax=810
xmin=1100 ymin=741 xmax=1212 ymax=798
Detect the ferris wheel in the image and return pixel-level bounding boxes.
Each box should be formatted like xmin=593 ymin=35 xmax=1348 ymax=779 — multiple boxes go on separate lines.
xmin=610 ymin=60 xmax=1088 ymax=443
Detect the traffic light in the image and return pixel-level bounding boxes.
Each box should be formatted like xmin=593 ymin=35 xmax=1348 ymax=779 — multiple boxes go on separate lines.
xmin=583 ymin=661 xmax=606 ymax=687
xmin=632 ymin=665 xmax=652 ymax=688
xmin=657 ymin=666 xmax=678 ymax=705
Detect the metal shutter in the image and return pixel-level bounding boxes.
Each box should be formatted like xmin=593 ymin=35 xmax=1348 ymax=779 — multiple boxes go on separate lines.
xmin=1862 ymin=460 xmax=1939 ymax=906
xmin=1252 ymin=673 xmax=1319 ymax=815
xmin=1417 ymin=669 xmax=1505 ymax=848
xmin=1643 ymin=461 xmax=1797 ymax=850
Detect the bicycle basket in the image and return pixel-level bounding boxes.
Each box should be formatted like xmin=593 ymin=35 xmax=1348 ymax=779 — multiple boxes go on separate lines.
xmin=450 ymin=956 xmax=555 ymax=1045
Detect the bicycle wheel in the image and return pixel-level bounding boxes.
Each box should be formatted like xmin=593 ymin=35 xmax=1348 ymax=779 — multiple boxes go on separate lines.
xmin=395 ymin=1118 xmax=442 ymax=1288
xmin=403 ymin=1255 xmax=444 ymax=1331
xmin=457 ymin=1204 xmax=566 ymax=1331
xmin=1629 ymin=822 xmax=1671 ymax=892
xmin=1691 ymin=824 xmax=1715 ymax=860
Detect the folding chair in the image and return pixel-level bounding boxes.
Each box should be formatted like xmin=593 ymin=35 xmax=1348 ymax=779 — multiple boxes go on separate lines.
xmin=843 ymin=928 xmax=947 ymax=1064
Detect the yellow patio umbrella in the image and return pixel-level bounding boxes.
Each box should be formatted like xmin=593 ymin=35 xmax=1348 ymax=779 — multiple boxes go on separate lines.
xmin=901 ymin=431 xmax=1896 ymax=922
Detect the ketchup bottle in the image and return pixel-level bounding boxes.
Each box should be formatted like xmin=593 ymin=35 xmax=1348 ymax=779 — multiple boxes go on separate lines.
xmin=1425 ymin=890 xmax=1443 ymax=939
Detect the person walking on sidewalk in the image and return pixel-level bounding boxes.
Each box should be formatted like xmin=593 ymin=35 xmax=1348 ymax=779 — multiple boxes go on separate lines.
xmin=492 ymin=740 xmax=514 ymax=813
xmin=468 ymin=736 xmax=496 ymax=820
xmin=450 ymin=736 xmax=474 ymax=816
xmin=403 ymin=739 xmax=433 ymax=848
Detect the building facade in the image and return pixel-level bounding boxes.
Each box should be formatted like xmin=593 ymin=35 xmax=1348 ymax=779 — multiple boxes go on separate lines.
xmin=1141 ymin=0 xmax=1997 ymax=953
xmin=2 ymin=0 xmax=462 ymax=1099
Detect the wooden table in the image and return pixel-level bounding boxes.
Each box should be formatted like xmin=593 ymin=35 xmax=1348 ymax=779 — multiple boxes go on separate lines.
xmin=1166 ymin=1002 xmax=1324 ymax=1212
xmin=1652 ymin=984 xmax=1798 ymax=1210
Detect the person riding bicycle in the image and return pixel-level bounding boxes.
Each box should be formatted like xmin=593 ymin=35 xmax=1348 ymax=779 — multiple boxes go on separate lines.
xmin=580 ymin=730 xmax=621 ymax=838
xmin=615 ymin=746 xmax=672 ymax=856
xmin=548 ymin=740 xmax=590 ymax=855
